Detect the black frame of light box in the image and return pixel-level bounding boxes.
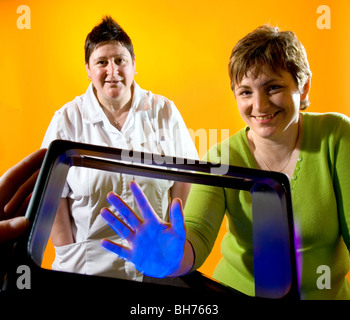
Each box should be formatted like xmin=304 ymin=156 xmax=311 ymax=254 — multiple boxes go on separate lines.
xmin=3 ymin=139 xmax=300 ymax=300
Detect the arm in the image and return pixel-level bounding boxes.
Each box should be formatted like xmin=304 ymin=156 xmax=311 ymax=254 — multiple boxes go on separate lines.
xmin=170 ymin=182 xmax=191 ymax=207
xmin=50 ymin=197 xmax=74 ymax=246
xmin=168 ymin=183 xmax=195 ymax=276
xmin=168 ymin=239 xmax=194 ymax=276
xmin=334 ymin=115 xmax=350 ymax=249
xmin=40 ymin=112 xmax=73 ymax=247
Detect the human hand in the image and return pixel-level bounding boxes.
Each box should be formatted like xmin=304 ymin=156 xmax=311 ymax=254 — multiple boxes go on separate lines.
xmin=0 ymin=149 xmax=46 ymax=244
xmin=100 ymin=181 xmax=186 ymax=278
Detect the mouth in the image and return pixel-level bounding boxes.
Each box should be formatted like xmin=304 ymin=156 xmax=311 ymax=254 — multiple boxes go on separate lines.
xmin=105 ymin=78 xmax=124 ymax=84
xmin=254 ymin=111 xmax=280 ymax=122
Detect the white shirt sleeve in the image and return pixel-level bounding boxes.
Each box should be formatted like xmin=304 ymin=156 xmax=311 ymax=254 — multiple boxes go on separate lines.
xmin=41 ymin=108 xmax=74 ymax=197
xmin=41 ymin=114 xmax=65 ymax=148
xmin=151 ymin=98 xmax=198 ymax=162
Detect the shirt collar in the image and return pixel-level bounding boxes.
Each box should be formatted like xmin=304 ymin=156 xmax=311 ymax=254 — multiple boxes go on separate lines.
xmin=81 ymin=81 xmax=146 ymax=124
xmin=81 ymin=83 xmax=104 ymax=124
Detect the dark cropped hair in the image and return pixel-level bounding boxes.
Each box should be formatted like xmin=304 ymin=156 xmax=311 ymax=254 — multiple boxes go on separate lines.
xmin=228 ymin=25 xmax=312 ymax=109
xmin=84 ymin=16 xmax=135 ymax=64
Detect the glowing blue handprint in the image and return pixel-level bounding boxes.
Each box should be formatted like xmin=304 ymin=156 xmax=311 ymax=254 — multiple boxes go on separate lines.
xmin=100 ymin=181 xmax=186 ymax=278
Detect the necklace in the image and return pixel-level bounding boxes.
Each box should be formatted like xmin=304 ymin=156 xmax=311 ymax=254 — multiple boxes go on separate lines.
xmin=253 ymin=123 xmax=300 ymax=173
xmin=113 ymin=112 xmax=129 ymax=126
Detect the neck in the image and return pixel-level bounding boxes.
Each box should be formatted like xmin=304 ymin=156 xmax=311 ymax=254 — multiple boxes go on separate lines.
xmin=93 ymin=87 xmax=133 ymax=130
xmin=94 ymin=86 xmax=133 ymax=115
xmin=248 ymin=118 xmax=302 ymax=173
xmin=252 ymin=114 xmax=301 ymax=148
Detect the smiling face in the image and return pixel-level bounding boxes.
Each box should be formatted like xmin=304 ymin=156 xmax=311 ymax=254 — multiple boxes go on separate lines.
xmin=234 ymin=67 xmax=310 ymax=141
xmin=85 ymin=41 xmax=136 ymax=108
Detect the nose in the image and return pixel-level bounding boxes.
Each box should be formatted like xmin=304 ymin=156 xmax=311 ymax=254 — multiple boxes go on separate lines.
xmin=253 ymin=92 xmax=269 ymax=113
xmin=107 ymin=60 xmax=119 ymax=76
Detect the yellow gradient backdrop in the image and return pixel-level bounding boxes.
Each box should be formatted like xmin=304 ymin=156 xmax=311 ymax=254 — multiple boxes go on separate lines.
xmin=1 ymin=0 xmax=349 ymax=279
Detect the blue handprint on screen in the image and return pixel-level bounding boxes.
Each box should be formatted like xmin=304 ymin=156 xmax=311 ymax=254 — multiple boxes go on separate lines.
xmin=100 ymin=181 xmax=186 ymax=278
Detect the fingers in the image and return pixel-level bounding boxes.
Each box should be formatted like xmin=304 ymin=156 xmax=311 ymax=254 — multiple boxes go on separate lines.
xmin=0 ymin=148 xmax=46 ymax=220
xmin=3 ymin=170 xmax=39 ymax=218
xmin=100 ymin=208 xmax=134 ymax=240
xmin=169 ymin=198 xmax=186 ymax=238
xmin=100 ymin=239 xmax=131 ymax=261
xmin=106 ymin=191 xmax=141 ymax=229
xmin=0 ymin=149 xmax=46 ymax=196
xmin=129 ymin=181 xmax=158 ymax=222
xmin=0 ymin=217 xmax=29 ymax=244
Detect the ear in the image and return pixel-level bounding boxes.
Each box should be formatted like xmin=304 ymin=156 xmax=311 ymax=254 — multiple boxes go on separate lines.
xmin=85 ymin=63 xmax=91 ymax=80
xmin=133 ymin=57 xmax=137 ymax=75
xmin=300 ymin=77 xmax=311 ymax=101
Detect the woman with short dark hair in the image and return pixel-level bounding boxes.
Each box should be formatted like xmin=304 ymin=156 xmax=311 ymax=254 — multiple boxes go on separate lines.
xmin=41 ymin=16 xmax=198 ymax=280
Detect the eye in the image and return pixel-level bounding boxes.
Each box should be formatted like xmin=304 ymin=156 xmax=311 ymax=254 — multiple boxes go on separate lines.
xmin=237 ymin=89 xmax=252 ymax=97
xmin=115 ymin=57 xmax=127 ymax=65
xmin=96 ymin=60 xmax=107 ymax=66
xmin=267 ymin=84 xmax=283 ymax=93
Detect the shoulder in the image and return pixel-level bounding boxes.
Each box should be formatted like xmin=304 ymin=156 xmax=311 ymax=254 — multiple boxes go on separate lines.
xmin=206 ymin=128 xmax=250 ymax=166
xmin=302 ymin=112 xmax=350 ymax=157
xmin=52 ymin=85 xmax=104 ymax=126
xmin=44 ymin=90 xmax=90 ymax=142
xmin=303 ymin=112 xmax=350 ymax=140
xmin=133 ymin=82 xmax=180 ymax=119
xmin=303 ymin=112 xmax=350 ymax=128
xmin=53 ymin=93 xmax=85 ymax=123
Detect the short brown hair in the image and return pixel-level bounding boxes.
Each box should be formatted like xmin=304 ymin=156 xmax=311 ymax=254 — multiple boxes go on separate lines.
xmin=228 ymin=25 xmax=312 ymax=109
xmin=84 ymin=16 xmax=135 ymax=64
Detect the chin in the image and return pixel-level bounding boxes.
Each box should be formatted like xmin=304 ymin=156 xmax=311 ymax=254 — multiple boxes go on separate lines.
xmin=105 ymin=90 xmax=123 ymax=99
xmin=253 ymin=127 xmax=278 ymax=139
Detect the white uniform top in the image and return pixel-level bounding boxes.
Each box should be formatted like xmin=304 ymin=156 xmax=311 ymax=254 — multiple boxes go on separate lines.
xmin=41 ymin=81 xmax=198 ymax=280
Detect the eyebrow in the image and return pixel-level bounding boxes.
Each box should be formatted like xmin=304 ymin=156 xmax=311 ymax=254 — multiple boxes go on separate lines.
xmin=235 ymin=85 xmax=250 ymax=91
xmin=92 ymin=54 xmax=129 ymax=61
xmin=262 ymin=78 xmax=284 ymax=86
xmin=235 ymin=78 xmax=283 ymax=90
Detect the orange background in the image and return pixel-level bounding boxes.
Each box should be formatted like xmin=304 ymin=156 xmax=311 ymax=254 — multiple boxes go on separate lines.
xmin=1 ymin=0 xmax=350 ymax=279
